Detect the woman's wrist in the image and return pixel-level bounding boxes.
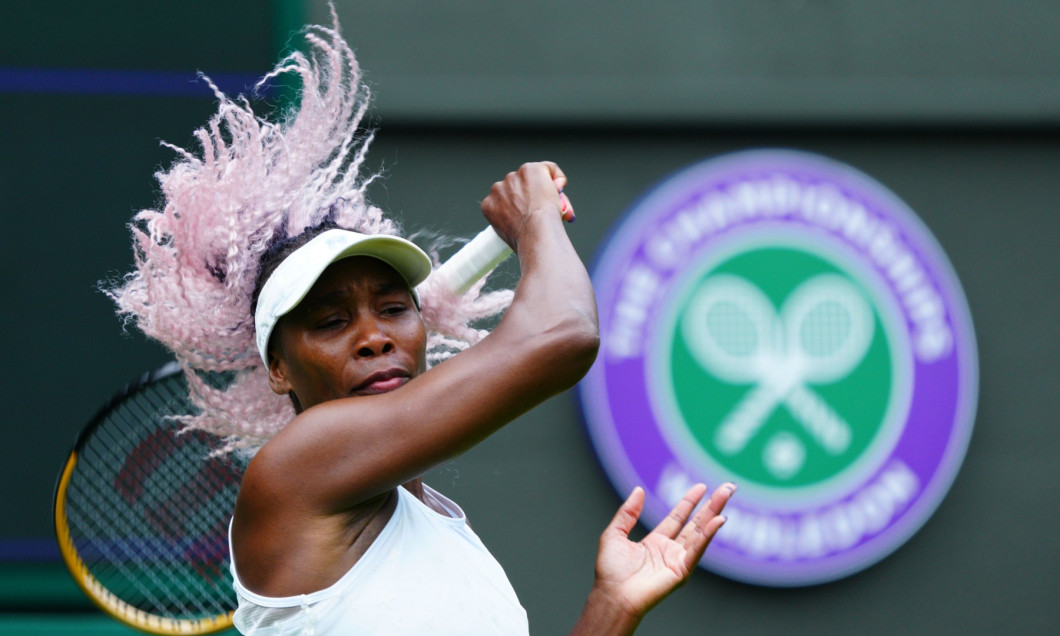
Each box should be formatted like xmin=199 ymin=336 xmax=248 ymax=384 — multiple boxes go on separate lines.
xmin=570 ymin=583 xmax=643 ymax=636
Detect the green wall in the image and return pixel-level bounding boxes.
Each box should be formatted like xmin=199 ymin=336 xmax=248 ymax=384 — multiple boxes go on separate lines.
xmin=318 ymin=0 xmax=1060 ymax=126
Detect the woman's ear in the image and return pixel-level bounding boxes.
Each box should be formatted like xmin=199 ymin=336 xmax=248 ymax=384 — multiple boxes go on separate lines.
xmin=267 ymin=349 xmax=293 ymax=396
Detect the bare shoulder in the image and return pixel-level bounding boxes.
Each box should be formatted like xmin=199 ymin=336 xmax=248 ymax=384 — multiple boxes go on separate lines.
xmin=231 ymin=447 xmax=398 ymax=596
xmin=236 ymin=407 xmax=353 ymax=507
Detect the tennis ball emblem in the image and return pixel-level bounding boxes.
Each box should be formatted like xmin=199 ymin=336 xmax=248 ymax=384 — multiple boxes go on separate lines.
xmin=579 ymin=150 xmax=978 ymax=586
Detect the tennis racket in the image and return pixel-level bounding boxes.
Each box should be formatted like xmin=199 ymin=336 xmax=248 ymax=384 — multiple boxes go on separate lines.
xmin=53 ymin=223 xmax=525 ymax=635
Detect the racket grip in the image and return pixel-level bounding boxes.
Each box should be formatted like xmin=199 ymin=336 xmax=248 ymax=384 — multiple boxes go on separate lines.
xmin=428 ymin=225 xmax=513 ymax=296
xmin=427 ymin=183 xmax=571 ymax=295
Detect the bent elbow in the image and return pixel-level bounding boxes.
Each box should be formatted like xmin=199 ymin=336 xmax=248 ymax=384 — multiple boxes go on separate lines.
xmin=498 ymin=300 xmax=600 ymax=393
xmin=569 ymin=322 xmax=601 ymax=376
xmin=544 ymin=315 xmax=600 ymax=388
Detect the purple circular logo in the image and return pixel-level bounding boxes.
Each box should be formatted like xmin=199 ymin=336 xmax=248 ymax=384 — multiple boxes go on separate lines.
xmin=579 ymin=150 xmax=978 ymax=586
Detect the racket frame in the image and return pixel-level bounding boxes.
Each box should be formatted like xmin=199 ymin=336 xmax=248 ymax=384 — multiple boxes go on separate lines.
xmin=53 ymin=362 xmax=236 ymax=635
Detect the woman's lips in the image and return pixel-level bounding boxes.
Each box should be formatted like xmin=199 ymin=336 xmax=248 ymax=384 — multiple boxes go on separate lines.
xmin=352 ymin=371 xmax=409 ymax=395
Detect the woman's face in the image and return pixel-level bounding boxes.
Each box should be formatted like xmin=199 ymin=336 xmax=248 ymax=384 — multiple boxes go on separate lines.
xmin=267 ymin=256 xmax=427 ymax=411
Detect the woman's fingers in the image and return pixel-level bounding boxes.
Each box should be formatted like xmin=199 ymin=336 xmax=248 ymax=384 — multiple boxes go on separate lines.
xmin=481 ymin=161 xmax=573 ymax=244
xmin=541 ymin=161 xmax=566 ymax=190
xmin=605 ymin=486 xmax=646 ymax=540
xmin=558 ymin=190 xmax=575 ymax=222
xmin=530 ymin=162 xmax=573 ymax=220
xmin=702 ymin=482 xmax=737 ymax=518
xmin=651 ymin=483 xmax=708 ymax=539
xmin=674 ymin=482 xmax=736 ymax=558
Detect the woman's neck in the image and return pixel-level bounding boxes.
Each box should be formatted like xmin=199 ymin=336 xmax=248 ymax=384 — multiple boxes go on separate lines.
xmin=401 ymin=477 xmax=425 ymax=502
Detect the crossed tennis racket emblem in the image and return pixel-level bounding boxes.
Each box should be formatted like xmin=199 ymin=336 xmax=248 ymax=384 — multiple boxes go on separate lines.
xmin=680 ymin=273 xmax=875 ymax=478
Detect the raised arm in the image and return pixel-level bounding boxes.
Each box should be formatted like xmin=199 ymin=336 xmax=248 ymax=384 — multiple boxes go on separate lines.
xmin=249 ymin=162 xmax=599 ymax=508
xmin=477 ymin=160 xmax=598 ymax=392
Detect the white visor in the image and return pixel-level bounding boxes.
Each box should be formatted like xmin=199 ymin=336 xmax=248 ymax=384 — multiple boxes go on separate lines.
xmin=254 ymin=229 xmax=433 ymax=364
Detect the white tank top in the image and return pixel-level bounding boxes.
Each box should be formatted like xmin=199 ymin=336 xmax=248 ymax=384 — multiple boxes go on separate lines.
xmin=230 ymin=484 xmax=529 ymax=635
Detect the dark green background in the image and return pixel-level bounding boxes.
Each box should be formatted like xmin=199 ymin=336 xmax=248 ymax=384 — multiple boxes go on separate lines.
xmin=2 ymin=1 xmax=1056 ymax=634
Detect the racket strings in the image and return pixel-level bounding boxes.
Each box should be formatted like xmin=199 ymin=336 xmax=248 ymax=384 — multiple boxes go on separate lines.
xmin=60 ymin=373 xmax=239 ymax=622
xmin=66 ymin=482 xmax=176 ymax=612
xmin=71 ymin=441 xmax=234 ymax=617
xmin=68 ymin=453 xmax=196 ymax=615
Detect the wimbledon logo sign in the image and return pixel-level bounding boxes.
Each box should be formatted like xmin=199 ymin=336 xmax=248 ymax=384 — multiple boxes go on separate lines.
xmin=578 ymin=150 xmax=978 ymax=586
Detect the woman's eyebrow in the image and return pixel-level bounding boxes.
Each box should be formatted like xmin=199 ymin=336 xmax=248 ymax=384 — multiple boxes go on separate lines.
xmin=299 ymin=279 xmax=407 ymax=313
xmin=299 ymin=288 xmax=350 ymax=313
xmin=369 ymin=279 xmax=409 ymax=296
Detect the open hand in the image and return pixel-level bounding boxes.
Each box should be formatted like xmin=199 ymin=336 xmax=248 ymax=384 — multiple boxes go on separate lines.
xmin=592 ymin=482 xmax=735 ymax=622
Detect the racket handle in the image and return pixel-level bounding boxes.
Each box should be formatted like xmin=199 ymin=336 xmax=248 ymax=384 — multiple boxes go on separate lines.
xmin=428 ymin=226 xmax=513 ymax=296
xmin=427 ymin=184 xmax=571 ymax=295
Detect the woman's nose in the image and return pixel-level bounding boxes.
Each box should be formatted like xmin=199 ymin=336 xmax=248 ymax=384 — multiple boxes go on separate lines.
xmin=355 ymin=322 xmax=394 ymax=357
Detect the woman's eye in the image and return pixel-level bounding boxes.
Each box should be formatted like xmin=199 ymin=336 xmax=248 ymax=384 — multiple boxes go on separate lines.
xmin=382 ymin=304 xmax=407 ymax=316
xmin=316 ymin=317 xmax=346 ymax=330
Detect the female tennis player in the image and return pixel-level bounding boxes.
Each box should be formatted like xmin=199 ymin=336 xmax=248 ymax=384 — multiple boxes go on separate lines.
xmin=108 ymin=10 xmax=734 ymax=635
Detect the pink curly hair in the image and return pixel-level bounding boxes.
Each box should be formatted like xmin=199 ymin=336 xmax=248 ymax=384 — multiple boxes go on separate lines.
xmin=107 ymin=9 xmax=512 ymax=453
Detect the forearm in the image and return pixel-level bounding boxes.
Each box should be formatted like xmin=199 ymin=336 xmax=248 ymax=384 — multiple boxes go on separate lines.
xmin=500 ymin=208 xmax=599 ymax=384
xmin=480 ymin=162 xmax=597 ymax=359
